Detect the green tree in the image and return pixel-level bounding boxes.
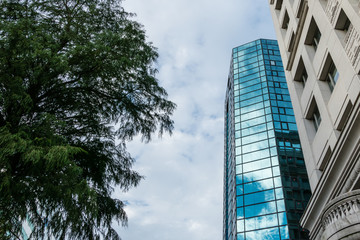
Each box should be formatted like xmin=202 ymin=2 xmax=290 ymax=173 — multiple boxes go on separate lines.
xmin=0 ymin=0 xmax=175 ymax=239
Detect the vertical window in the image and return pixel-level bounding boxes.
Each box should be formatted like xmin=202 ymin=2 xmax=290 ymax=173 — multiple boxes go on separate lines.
xmin=275 ymin=0 xmax=283 ymax=10
xmin=312 ymin=105 xmax=321 ymax=131
xmin=326 ymin=62 xmax=339 ymax=92
xmin=335 ymin=9 xmax=352 ymax=44
xmin=294 ymin=57 xmax=307 ymax=87
xmin=305 ymin=18 xmax=321 ymax=51
xmin=313 ymin=27 xmax=321 ymax=50
xmin=282 ymin=11 xmax=290 ymax=29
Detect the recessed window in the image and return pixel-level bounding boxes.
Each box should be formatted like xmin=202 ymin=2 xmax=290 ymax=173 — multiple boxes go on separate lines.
xmin=305 ymin=98 xmax=322 ymax=132
xmin=319 ymin=54 xmax=339 ymax=93
xmin=335 ymin=9 xmax=351 ymax=32
xmin=294 ymin=57 xmax=308 ymax=87
xmin=326 ymin=62 xmax=339 ymax=92
xmin=282 ymin=11 xmax=290 ymax=29
xmin=335 ymin=9 xmax=352 ymax=43
xmin=305 ymin=18 xmax=321 ymax=51
xmin=275 ymin=0 xmax=283 ymax=10
xmin=313 ymin=28 xmax=321 ymax=50
xmin=296 ymin=0 xmax=305 ymax=18
xmin=288 ymin=32 xmax=296 ymax=52
xmin=312 ymin=105 xmax=321 ymax=131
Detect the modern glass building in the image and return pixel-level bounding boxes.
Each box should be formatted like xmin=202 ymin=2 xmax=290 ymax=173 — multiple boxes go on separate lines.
xmin=223 ymin=39 xmax=311 ymax=240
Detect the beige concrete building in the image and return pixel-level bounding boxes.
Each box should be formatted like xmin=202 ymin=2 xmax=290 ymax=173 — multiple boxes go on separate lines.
xmin=268 ymin=0 xmax=360 ymax=239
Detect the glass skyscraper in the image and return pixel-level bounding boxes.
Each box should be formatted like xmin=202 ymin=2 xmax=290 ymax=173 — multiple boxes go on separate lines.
xmin=223 ymin=39 xmax=311 ymax=240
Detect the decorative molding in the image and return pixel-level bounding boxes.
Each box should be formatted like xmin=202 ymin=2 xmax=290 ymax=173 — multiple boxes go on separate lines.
xmin=325 ymin=0 xmax=340 ymax=25
xmin=321 ymin=190 xmax=360 ymax=229
xmin=344 ymin=24 xmax=360 ymax=68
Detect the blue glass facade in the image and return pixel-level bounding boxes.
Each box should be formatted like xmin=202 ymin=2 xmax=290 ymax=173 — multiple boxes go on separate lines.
xmin=223 ymin=39 xmax=311 ymax=240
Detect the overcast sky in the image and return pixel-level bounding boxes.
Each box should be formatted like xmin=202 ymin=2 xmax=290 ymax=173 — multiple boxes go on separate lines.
xmin=114 ymin=1 xmax=276 ymax=239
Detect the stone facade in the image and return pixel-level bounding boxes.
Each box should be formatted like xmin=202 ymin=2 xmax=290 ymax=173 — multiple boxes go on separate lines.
xmin=268 ymin=0 xmax=360 ymax=239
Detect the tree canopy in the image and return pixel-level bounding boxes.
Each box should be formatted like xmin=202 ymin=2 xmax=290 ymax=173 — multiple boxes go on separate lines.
xmin=0 ymin=0 xmax=175 ymax=239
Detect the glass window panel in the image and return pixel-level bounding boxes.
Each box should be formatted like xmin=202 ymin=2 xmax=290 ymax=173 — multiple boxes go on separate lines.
xmin=271 ymin=147 xmax=278 ymax=156
xmin=245 ymin=201 xmax=277 ymax=218
xmin=278 ymin=212 xmax=287 ymax=225
xmin=242 ymin=139 xmax=269 ymax=154
xmin=236 ymin=146 xmax=241 ymax=155
xmin=245 ymin=213 xmax=278 ymax=231
xmin=240 ymin=83 xmax=262 ymax=95
xmin=236 ymin=165 xmax=242 ymax=174
xmin=274 ymin=176 xmax=282 ymax=187
xmin=244 ymin=178 xmax=274 ymax=194
xmin=239 ymin=78 xmax=261 ymax=89
xmin=241 ymin=89 xmax=263 ymax=101
xmin=242 ymin=131 xmax=268 ymax=145
xmin=237 ymin=196 xmax=244 ymax=207
xmin=241 ymin=95 xmax=263 ymax=107
xmin=241 ymin=109 xmax=265 ymax=122
xmin=236 ymin=156 xmax=242 ymax=164
xmin=277 ymin=199 xmax=286 ymax=212
xmin=239 ymin=66 xmax=259 ymax=76
xmin=275 ymin=188 xmax=284 ymax=199
xmin=237 ymin=207 xmax=244 ymax=219
xmin=243 ymin=149 xmax=270 ymax=163
xmin=272 ymin=166 xmax=280 ymax=176
xmin=269 ymin=138 xmax=276 ymax=147
xmin=241 ymin=116 xmax=266 ymax=129
xmin=244 ymin=189 xmax=275 ymax=206
xmin=243 ymin=168 xmax=273 ymax=183
xmin=237 ymin=185 xmax=243 ymax=195
xmin=236 ymin=175 xmax=243 ymax=185
xmin=237 ymin=233 xmax=244 ymax=240
xmin=280 ymin=226 xmax=289 ymax=240
xmin=240 ymin=101 xmax=264 ymax=114
xmin=239 ymin=72 xmax=260 ymax=83
xmin=243 ymin=158 xmax=271 ymax=173
xmin=237 ymin=219 xmax=244 ymax=232
xmin=241 ymin=123 xmax=267 ymax=137
xmin=235 ymin=139 xmax=241 ymax=146
xmin=246 ymin=227 xmax=280 ymax=240
xmin=271 ymin=156 xmax=279 ymax=166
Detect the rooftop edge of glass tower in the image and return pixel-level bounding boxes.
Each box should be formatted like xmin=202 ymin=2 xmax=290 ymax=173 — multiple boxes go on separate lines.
xmin=223 ymin=39 xmax=311 ymax=240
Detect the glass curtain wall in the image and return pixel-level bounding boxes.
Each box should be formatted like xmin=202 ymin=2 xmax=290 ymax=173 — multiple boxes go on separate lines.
xmin=224 ymin=39 xmax=311 ymax=240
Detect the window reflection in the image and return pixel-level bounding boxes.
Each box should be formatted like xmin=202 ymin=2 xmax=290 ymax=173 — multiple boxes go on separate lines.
xmin=278 ymin=212 xmax=287 ymax=225
xmin=280 ymin=226 xmax=289 ymax=239
xmin=243 ymin=168 xmax=272 ymax=183
xmin=237 ymin=219 xmax=244 ymax=232
xmin=245 ymin=201 xmax=277 ymax=218
xmin=244 ymin=178 xmax=274 ymax=194
xmin=275 ymin=188 xmax=284 ymax=199
xmin=243 ymin=149 xmax=270 ymax=163
xmin=246 ymin=227 xmax=280 ymax=240
xmin=242 ymin=131 xmax=268 ymax=145
xmin=243 ymin=158 xmax=271 ymax=173
xmin=236 ymin=185 xmax=243 ymax=195
xmin=245 ymin=213 xmax=278 ymax=231
xmin=237 ymin=233 xmax=244 ymax=240
xmin=241 ymin=123 xmax=267 ymax=137
xmin=237 ymin=207 xmax=244 ymax=219
xmin=244 ymin=189 xmax=275 ymax=206
xmin=277 ymin=199 xmax=286 ymax=212
xmin=237 ymin=196 xmax=244 ymax=207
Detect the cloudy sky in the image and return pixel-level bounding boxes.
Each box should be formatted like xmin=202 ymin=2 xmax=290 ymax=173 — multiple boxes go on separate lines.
xmin=113 ymin=1 xmax=276 ymax=239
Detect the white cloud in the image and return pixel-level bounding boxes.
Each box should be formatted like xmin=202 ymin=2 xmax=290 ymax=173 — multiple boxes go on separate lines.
xmin=114 ymin=0 xmax=276 ymax=239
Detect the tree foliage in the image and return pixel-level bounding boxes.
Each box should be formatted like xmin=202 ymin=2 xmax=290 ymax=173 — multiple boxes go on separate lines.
xmin=0 ymin=0 xmax=175 ymax=239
